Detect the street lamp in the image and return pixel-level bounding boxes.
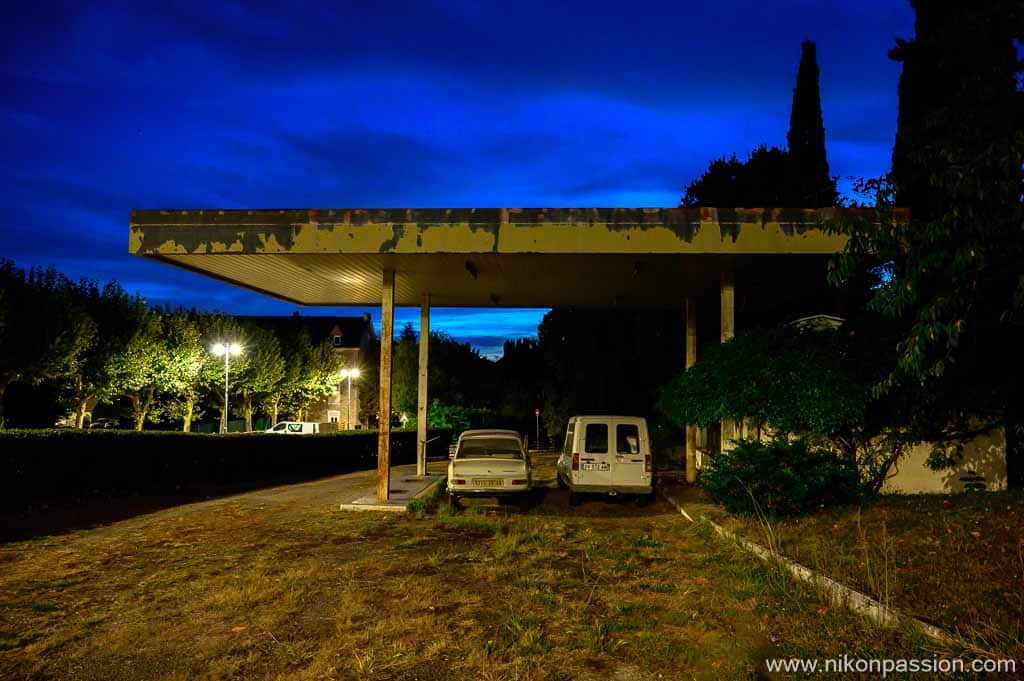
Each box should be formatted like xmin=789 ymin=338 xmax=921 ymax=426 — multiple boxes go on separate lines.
xmin=211 ymin=342 xmax=243 ymax=433
xmin=340 ymin=368 xmax=361 ymax=430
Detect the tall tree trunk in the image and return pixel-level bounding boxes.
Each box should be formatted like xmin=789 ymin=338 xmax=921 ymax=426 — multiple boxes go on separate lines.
xmin=244 ymin=392 xmax=253 ymax=432
xmin=75 ymin=396 xmax=90 ymax=429
xmin=271 ymin=399 xmax=279 ymax=426
xmin=133 ymin=386 xmax=155 ymax=432
xmin=130 ymin=393 xmax=144 ymax=432
xmin=182 ymin=395 xmax=194 ymax=432
xmin=0 ymin=379 xmax=7 ymax=428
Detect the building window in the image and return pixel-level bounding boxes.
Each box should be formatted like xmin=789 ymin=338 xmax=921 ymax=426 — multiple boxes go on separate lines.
xmin=328 ymin=411 xmax=340 ymax=424
xmin=332 ymin=334 xmax=343 ymax=347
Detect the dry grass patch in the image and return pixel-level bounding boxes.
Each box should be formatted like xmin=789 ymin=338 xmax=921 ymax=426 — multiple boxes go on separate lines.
xmin=698 ymin=486 xmax=1024 ymax=658
xmin=0 ymin=474 xmax=969 ymax=680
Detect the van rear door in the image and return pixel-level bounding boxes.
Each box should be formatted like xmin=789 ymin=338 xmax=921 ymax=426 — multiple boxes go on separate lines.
xmin=612 ymin=419 xmax=645 ymax=484
xmin=578 ymin=421 xmax=613 ymax=487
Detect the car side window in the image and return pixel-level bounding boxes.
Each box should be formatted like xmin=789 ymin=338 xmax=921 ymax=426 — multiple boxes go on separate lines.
xmin=287 ymin=423 xmax=303 ymax=433
xmin=272 ymin=423 xmax=287 ymax=432
xmin=584 ymin=423 xmax=608 ymax=454
xmin=562 ymin=424 xmax=575 ymax=456
xmin=616 ymin=424 xmax=641 ymax=455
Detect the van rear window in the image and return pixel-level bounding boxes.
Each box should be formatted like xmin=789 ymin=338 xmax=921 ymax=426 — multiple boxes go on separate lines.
xmin=584 ymin=424 xmax=608 ymax=453
xmin=617 ymin=424 xmax=640 ymax=454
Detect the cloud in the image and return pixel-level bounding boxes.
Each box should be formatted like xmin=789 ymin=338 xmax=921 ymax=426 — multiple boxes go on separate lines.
xmin=2 ymin=0 xmax=915 ymax=356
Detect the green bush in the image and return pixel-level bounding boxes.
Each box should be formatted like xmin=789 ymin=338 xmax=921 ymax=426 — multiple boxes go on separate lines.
xmin=701 ymin=438 xmax=863 ymax=517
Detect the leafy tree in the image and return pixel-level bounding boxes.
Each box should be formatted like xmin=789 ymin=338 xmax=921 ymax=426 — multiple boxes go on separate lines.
xmin=111 ymin=305 xmax=167 ymax=431
xmin=236 ymin=324 xmax=285 ymax=432
xmin=280 ymin=334 xmax=342 ymax=422
xmin=656 ymin=325 xmax=908 ymax=491
xmin=829 ymin=1 xmax=1024 ymax=481
xmin=0 ymin=261 xmax=95 ymax=425
xmin=66 ymin=281 xmax=145 ymax=428
xmin=492 ymin=338 xmax=546 ymax=440
xmin=358 ymin=336 xmax=380 ymax=427
xmin=199 ymin=314 xmax=250 ymax=432
xmin=392 ymin=322 xmax=419 ymax=416
xmin=538 ymin=308 xmax=685 ymax=447
xmin=787 ymin=40 xmax=835 ymax=207
xmin=159 ymin=311 xmax=208 ymax=432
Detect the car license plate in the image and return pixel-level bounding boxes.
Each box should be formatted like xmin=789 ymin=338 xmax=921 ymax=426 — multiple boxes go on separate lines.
xmin=581 ymin=462 xmax=610 ymax=471
xmin=472 ymin=478 xmax=504 ymax=487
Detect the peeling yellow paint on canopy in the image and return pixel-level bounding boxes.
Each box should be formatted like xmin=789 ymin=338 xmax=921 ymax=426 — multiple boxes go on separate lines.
xmin=128 ymin=207 xmax=891 ymax=308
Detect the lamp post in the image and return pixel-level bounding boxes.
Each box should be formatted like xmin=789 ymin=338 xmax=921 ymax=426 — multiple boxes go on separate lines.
xmin=211 ymin=342 xmax=243 ymax=433
xmin=340 ymin=368 xmax=361 ymax=430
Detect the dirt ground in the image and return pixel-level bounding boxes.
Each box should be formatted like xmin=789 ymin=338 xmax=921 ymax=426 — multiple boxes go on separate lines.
xmin=0 ymin=459 xmax=945 ymax=680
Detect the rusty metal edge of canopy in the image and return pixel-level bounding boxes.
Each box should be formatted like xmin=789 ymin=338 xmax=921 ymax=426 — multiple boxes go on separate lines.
xmin=129 ymin=207 xmax=900 ymax=257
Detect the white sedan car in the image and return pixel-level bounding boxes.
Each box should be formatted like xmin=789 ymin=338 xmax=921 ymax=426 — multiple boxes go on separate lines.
xmin=447 ymin=430 xmax=530 ymax=509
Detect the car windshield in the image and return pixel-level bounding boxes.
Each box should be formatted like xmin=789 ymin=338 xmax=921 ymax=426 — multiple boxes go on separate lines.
xmin=457 ymin=437 xmax=523 ymax=459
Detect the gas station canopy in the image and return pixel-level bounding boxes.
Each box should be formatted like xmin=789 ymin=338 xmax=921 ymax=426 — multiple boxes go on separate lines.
xmin=128 ymin=207 xmax=877 ymax=308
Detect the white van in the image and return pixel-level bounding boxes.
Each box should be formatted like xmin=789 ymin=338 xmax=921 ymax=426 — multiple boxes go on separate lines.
xmin=265 ymin=421 xmax=321 ymax=435
xmin=556 ymin=416 xmax=653 ymax=505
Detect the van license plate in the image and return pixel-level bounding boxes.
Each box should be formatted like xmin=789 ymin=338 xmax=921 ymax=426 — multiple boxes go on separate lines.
xmin=582 ymin=463 xmax=609 ymax=471
xmin=472 ymin=478 xmax=504 ymax=487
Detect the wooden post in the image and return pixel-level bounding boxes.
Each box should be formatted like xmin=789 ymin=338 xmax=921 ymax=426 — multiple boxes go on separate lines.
xmin=685 ymin=297 xmax=698 ymax=484
xmin=377 ymin=269 xmax=395 ymax=501
xmin=416 ymin=293 xmax=430 ymax=477
xmin=720 ymin=270 xmax=735 ymax=452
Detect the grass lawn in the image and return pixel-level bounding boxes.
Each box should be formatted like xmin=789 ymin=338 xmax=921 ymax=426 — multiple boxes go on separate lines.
xmin=675 ymin=484 xmax=1024 ymax=660
xmin=0 ymin=468 xmax=956 ymax=680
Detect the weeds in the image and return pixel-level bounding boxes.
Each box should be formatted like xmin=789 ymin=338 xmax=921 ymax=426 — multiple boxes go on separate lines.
xmin=586 ymin=619 xmax=626 ymax=655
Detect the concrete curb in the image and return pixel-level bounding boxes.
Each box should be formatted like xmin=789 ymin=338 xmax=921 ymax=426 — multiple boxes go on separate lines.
xmin=661 ymin=489 xmax=957 ymax=647
xmin=413 ymin=475 xmax=447 ymax=502
xmin=338 ymin=474 xmax=446 ymax=513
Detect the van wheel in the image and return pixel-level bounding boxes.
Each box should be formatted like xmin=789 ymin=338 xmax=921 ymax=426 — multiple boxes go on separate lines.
xmin=557 ymin=473 xmax=567 ymax=489
xmin=448 ymin=494 xmax=461 ymax=513
xmin=635 ymin=493 xmax=651 ymax=508
xmin=568 ymin=491 xmax=581 ymax=508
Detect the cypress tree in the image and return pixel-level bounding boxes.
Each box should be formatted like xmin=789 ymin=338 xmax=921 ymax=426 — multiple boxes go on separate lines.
xmin=787 ymin=40 xmax=835 ymax=207
xmin=889 ymin=0 xmax=1022 ymax=221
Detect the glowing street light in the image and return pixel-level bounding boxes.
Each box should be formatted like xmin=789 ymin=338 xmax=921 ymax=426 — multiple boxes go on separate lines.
xmin=211 ymin=343 xmax=243 ymax=433
xmin=340 ymin=367 xmax=361 ymax=430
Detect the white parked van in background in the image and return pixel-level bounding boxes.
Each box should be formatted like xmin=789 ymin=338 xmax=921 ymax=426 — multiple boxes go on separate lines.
xmin=265 ymin=421 xmax=320 ymax=435
xmin=556 ymin=415 xmax=653 ymax=505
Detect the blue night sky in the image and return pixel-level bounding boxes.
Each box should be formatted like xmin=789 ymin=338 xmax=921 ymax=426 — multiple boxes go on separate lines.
xmin=3 ymin=1 xmax=913 ymax=358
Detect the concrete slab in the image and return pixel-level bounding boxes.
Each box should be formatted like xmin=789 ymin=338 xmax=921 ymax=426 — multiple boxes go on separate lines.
xmin=338 ymin=473 xmax=445 ymax=513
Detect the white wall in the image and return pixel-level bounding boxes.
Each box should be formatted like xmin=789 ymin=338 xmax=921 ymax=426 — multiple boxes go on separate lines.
xmin=882 ymin=427 xmax=1007 ymax=494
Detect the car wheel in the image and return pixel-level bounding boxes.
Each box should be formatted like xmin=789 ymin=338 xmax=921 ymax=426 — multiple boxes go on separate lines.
xmin=636 ymin=493 xmax=651 ymax=508
xmin=448 ymin=494 xmax=460 ymax=513
xmin=557 ymin=473 xmax=567 ymax=489
xmin=568 ymin=491 xmax=581 ymax=508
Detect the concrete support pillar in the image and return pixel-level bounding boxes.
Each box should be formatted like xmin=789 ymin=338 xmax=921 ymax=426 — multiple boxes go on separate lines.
xmin=416 ymin=293 xmax=430 ymax=477
xmin=720 ymin=270 xmax=735 ymax=452
xmin=685 ymin=297 xmax=698 ymax=484
xmin=377 ymin=269 xmax=395 ymax=501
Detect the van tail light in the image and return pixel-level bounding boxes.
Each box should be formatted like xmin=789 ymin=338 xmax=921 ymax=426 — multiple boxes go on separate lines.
xmin=644 ymin=454 xmax=652 ymax=474
xmin=572 ymin=452 xmax=579 ymax=471
xmin=452 ymin=478 xmax=466 ymax=485
xmin=511 ymin=479 xmax=527 ymax=485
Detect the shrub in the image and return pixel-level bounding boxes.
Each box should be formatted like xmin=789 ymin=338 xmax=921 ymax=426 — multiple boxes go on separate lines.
xmin=701 ymin=438 xmax=863 ymax=516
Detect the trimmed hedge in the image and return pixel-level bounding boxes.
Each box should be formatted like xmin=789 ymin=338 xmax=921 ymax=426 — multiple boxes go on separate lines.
xmin=0 ymin=429 xmax=453 ymax=511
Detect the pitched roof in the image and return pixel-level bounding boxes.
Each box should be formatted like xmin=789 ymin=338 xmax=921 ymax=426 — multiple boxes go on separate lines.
xmin=237 ymin=313 xmax=375 ymax=348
